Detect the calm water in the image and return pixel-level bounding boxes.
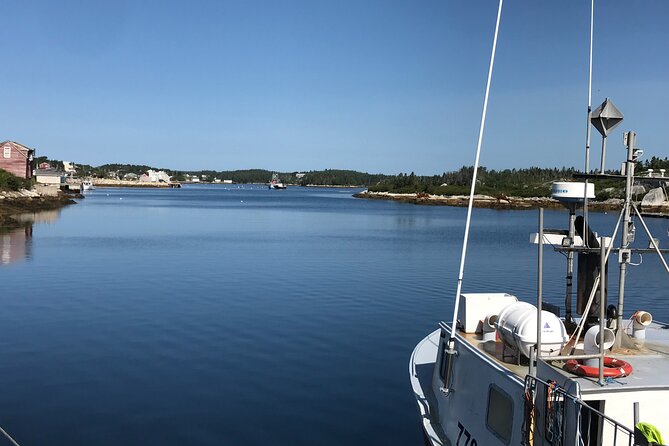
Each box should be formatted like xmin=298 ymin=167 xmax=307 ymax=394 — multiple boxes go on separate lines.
xmin=1 ymin=185 xmax=668 ymax=445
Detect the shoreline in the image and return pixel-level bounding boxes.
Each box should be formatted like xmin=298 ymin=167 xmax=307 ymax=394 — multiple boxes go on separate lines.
xmin=353 ymin=190 xmax=626 ymax=211
xmin=0 ymin=188 xmax=79 ymax=229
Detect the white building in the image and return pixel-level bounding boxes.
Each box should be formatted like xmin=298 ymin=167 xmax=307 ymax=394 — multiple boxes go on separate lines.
xmin=139 ymin=170 xmax=171 ymax=183
xmin=63 ymin=161 xmax=76 ymax=175
xmin=35 ymin=169 xmax=66 ymax=186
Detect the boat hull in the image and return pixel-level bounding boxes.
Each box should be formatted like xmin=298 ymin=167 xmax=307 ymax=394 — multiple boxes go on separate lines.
xmin=410 ymin=326 xmax=527 ymax=446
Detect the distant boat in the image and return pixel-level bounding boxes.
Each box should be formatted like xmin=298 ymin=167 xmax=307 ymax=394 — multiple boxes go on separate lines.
xmin=268 ymin=173 xmax=287 ymax=190
xmin=82 ymin=180 xmax=95 ymax=191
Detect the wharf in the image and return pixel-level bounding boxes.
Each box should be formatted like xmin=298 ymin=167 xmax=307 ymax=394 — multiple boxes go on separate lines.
xmin=67 ymin=179 xmax=182 ymax=189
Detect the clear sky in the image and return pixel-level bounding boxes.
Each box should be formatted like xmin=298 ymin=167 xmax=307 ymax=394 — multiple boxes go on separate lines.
xmin=1 ymin=1 xmax=667 ymax=175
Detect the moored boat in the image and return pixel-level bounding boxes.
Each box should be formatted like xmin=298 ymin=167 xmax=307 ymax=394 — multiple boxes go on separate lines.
xmin=409 ymin=2 xmax=669 ymax=445
xmin=268 ymin=172 xmax=287 ymax=189
xmin=82 ymin=179 xmax=95 ymax=191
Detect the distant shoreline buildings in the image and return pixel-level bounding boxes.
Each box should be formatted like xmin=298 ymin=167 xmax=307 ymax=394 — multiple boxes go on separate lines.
xmin=139 ymin=169 xmax=171 ymax=183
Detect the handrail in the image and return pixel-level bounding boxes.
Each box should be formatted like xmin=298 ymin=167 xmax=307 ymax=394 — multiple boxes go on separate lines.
xmin=523 ymin=375 xmax=634 ymax=445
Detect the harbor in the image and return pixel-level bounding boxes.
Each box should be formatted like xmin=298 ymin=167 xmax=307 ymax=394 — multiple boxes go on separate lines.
xmin=2 ymin=1 xmax=669 ymax=445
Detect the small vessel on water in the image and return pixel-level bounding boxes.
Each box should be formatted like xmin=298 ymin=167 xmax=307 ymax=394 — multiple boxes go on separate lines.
xmin=82 ymin=179 xmax=95 ymax=191
xmin=268 ymin=172 xmax=287 ymax=190
xmin=409 ymin=3 xmax=669 ymax=445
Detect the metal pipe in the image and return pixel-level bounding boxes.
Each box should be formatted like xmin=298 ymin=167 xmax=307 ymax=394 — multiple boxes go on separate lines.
xmin=599 ymin=237 xmax=606 ymax=385
xmin=600 ymin=136 xmax=607 ymax=173
xmin=631 ymin=203 xmax=669 ymax=274
xmin=583 ymin=0 xmax=595 ymax=248
xmin=548 ymin=353 xmax=615 ymax=361
xmin=537 ymin=208 xmax=544 ymax=362
xmin=615 ymin=132 xmax=635 ymax=347
xmin=565 ymin=208 xmax=576 ymax=324
xmin=585 ymin=0 xmax=594 ymax=174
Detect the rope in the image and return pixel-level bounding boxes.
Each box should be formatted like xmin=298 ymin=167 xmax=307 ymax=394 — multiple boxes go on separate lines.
xmin=449 ymin=0 xmax=503 ymax=342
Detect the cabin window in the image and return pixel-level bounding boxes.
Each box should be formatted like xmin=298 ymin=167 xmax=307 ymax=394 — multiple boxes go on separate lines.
xmin=486 ymin=385 xmax=513 ymax=443
xmin=3 ymin=147 xmax=10 ymax=158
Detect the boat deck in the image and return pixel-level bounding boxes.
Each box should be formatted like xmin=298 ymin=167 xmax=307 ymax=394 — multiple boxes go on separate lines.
xmin=456 ymin=321 xmax=669 ymax=393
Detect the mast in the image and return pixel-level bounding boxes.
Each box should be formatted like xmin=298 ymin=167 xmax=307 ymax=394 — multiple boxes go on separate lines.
xmin=566 ymin=0 xmax=596 ymax=325
xmin=614 ymin=131 xmax=637 ymax=347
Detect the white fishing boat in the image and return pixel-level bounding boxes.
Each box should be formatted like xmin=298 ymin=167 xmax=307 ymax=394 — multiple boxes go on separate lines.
xmin=268 ymin=173 xmax=287 ymax=190
xmin=82 ymin=179 xmax=95 ymax=191
xmin=409 ymin=2 xmax=669 ymax=445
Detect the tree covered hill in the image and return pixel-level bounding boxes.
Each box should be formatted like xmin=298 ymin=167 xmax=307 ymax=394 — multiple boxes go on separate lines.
xmin=30 ymin=155 xmax=669 ymax=198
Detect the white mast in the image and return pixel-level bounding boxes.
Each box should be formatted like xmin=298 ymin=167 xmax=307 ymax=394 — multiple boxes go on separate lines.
xmin=448 ymin=0 xmax=504 ymax=347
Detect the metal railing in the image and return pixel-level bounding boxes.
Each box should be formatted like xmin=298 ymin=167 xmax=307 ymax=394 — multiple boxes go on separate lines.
xmin=523 ymin=375 xmax=635 ymax=446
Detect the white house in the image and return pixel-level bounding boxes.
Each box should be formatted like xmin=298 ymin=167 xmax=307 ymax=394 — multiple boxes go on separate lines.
xmin=139 ymin=170 xmax=170 ymax=183
xmin=63 ymin=161 xmax=76 ymax=175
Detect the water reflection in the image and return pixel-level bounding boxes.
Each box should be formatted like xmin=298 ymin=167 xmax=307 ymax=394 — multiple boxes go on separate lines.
xmin=0 ymin=209 xmax=61 ymax=266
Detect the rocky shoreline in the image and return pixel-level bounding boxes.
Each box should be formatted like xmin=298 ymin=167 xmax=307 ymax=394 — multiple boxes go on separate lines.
xmin=0 ymin=188 xmax=79 ymax=229
xmin=353 ymin=190 xmax=626 ymax=211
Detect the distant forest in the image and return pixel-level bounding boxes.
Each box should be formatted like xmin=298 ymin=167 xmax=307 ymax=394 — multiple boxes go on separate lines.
xmin=32 ymin=155 xmax=669 ymax=198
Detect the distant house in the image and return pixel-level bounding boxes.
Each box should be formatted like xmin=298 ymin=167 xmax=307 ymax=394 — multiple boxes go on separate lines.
xmin=35 ymin=169 xmax=66 ymax=186
xmin=139 ymin=169 xmax=171 ymax=183
xmin=123 ymin=173 xmax=139 ymax=181
xmin=63 ymin=161 xmax=76 ymax=175
xmin=0 ymin=141 xmax=35 ymax=179
xmin=38 ymin=162 xmax=52 ymax=170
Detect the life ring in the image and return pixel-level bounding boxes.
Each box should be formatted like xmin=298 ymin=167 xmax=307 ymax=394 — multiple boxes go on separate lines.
xmin=564 ymin=356 xmax=633 ymax=378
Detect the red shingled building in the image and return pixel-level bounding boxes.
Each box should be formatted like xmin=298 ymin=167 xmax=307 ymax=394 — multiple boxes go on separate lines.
xmin=0 ymin=141 xmax=35 ymax=179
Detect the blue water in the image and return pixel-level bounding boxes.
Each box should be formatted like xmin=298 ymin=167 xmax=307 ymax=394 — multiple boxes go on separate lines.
xmin=1 ymin=185 xmax=668 ymax=445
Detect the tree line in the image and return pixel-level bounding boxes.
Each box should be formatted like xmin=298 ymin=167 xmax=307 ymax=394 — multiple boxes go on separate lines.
xmin=368 ymin=166 xmax=580 ymax=198
xmin=29 ymin=156 xmax=663 ymax=198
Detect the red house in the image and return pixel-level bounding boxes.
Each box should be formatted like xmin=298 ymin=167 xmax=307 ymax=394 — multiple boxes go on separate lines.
xmin=0 ymin=141 xmax=35 ymax=179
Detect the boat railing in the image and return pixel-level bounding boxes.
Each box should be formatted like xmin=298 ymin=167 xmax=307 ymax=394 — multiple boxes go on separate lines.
xmin=523 ymin=374 xmax=635 ymax=446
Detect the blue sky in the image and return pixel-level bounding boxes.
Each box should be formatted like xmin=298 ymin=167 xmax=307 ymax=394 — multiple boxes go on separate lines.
xmin=1 ymin=1 xmax=667 ymax=175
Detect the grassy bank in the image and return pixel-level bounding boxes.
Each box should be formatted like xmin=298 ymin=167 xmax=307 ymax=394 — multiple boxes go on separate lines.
xmin=0 ymin=168 xmax=32 ymax=191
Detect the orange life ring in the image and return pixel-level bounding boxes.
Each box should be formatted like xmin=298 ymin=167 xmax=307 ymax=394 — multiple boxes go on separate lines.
xmin=564 ymin=356 xmax=633 ymax=378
